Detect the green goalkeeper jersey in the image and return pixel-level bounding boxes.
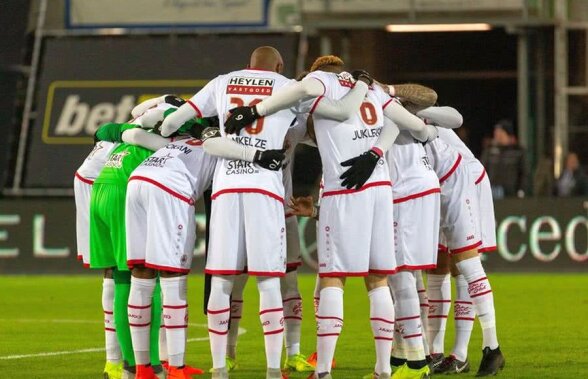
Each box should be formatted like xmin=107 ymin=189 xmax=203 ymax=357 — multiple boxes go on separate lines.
xmin=94 ymin=143 xmax=153 ymax=185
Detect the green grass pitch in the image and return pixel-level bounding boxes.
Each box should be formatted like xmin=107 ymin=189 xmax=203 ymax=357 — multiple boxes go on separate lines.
xmin=1 ymin=273 xmax=587 ymax=378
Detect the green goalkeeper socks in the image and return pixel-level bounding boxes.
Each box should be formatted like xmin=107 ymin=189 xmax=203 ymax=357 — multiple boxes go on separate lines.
xmin=113 ymin=269 xmax=135 ymax=367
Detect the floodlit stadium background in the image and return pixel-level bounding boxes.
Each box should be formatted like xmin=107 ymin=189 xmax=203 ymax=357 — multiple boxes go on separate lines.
xmin=0 ymin=1 xmax=587 ymax=378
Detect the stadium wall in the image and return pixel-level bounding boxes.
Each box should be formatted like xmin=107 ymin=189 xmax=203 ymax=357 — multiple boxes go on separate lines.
xmin=0 ymin=198 xmax=586 ymax=274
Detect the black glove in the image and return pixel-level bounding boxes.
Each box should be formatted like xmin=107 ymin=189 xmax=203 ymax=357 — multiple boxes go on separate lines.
xmin=164 ymin=94 xmax=186 ymax=107
xmin=253 ymin=148 xmax=286 ymax=171
xmin=224 ymin=106 xmax=260 ymax=135
xmin=350 ymin=69 xmax=374 ymax=86
xmin=340 ymin=148 xmax=382 ymax=189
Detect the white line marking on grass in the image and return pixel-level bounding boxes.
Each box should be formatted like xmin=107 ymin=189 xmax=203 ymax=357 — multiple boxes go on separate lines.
xmin=0 ymin=319 xmax=246 ymax=360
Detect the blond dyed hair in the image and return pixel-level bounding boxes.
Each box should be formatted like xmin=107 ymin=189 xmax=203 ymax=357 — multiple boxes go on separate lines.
xmin=310 ymin=55 xmax=345 ymax=72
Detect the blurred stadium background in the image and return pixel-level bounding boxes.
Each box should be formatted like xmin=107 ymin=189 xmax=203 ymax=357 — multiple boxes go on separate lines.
xmin=0 ymin=1 xmax=587 ymax=377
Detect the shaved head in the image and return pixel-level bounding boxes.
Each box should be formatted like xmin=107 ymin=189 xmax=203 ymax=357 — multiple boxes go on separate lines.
xmin=249 ymin=46 xmax=284 ymax=73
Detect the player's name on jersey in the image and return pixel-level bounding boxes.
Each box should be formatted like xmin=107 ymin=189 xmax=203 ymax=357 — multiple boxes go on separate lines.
xmin=226 ymin=77 xmax=274 ymax=95
xmin=233 ymin=135 xmax=267 ymax=149
xmin=351 ymin=127 xmax=382 ymax=141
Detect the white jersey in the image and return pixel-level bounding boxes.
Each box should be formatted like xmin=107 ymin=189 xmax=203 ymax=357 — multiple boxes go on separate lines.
xmin=437 ymin=128 xmax=475 ymax=162
xmin=188 ymin=69 xmax=295 ymax=201
xmin=76 ymin=141 xmax=119 ymax=182
xmin=306 ymin=70 xmax=393 ymax=193
xmin=130 ymin=138 xmax=216 ymax=201
xmin=426 ymin=137 xmax=462 ymax=184
xmin=283 ymin=117 xmax=309 ymax=213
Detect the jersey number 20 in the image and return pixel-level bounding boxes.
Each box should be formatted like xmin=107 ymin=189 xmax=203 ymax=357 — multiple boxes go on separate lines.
xmin=230 ymin=97 xmax=265 ymax=135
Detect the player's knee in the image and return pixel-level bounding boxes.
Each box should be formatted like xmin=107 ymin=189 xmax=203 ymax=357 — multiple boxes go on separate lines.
xmin=320 ymin=276 xmax=345 ymax=289
xmin=388 ymin=270 xmax=417 ymax=297
xmin=256 ymin=276 xmax=281 ymax=293
xmin=131 ymin=265 xmax=157 ymax=279
xmin=160 ymin=271 xmax=186 ymax=278
xmin=211 ymin=275 xmax=235 ymax=296
xmin=103 ymin=268 xmax=114 ymax=279
xmin=364 ymin=274 xmax=387 ymax=291
xmin=451 ymin=248 xmax=478 ymax=263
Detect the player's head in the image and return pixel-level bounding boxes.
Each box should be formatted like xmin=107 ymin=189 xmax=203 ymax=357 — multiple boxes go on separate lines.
xmin=249 ymin=46 xmax=284 ymax=74
xmin=310 ymin=55 xmax=345 ymax=73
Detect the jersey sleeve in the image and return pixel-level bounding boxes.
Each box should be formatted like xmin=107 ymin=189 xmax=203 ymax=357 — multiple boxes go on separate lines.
xmin=187 ymin=76 xmax=221 ymax=118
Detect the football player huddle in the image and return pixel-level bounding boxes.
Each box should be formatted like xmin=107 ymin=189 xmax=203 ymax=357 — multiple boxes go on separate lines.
xmin=74 ymin=46 xmax=505 ymax=379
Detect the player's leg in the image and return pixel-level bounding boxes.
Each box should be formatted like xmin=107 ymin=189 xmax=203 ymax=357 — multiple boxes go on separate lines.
xmin=316 ymin=276 xmax=345 ymax=377
xmin=426 ymin=248 xmax=451 ymax=365
xmin=103 ymin=268 xmax=123 ymax=378
xmin=415 ymin=271 xmax=429 ymax=356
xmin=226 ymin=273 xmax=248 ymax=370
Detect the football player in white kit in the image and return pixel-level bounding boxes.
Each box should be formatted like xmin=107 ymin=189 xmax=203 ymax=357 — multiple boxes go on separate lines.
xmin=224 ymin=55 xmax=441 ymax=379
xmin=160 ymin=46 xmax=300 ymax=379
xmin=74 ymin=139 xmax=122 ymax=379
xmin=408 ymin=105 xmax=505 ymax=376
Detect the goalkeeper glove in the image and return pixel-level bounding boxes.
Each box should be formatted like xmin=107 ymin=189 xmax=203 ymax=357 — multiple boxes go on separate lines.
xmin=340 ymin=148 xmax=382 ymax=190
xmin=224 ymin=106 xmax=260 ymax=134
xmin=253 ymin=148 xmax=286 ymax=171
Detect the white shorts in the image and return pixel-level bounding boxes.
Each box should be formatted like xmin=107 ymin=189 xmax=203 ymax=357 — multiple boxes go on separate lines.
xmin=126 ymin=180 xmax=196 ymax=273
xmin=473 ymin=168 xmax=497 ymax=252
xmin=74 ymin=175 xmax=93 ymax=267
xmin=206 ymin=193 xmax=286 ymax=277
xmin=439 ymin=163 xmax=481 ymax=254
xmin=393 ymin=189 xmax=440 ymax=270
xmin=317 ymin=184 xmax=396 ymax=277
xmin=285 ymin=215 xmax=302 ymax=269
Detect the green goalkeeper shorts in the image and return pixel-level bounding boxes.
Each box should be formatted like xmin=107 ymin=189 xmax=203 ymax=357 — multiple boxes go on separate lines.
xmin=89 ymin=182 xmax=129 ymax=271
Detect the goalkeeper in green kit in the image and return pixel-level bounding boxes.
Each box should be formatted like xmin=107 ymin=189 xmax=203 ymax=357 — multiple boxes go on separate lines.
xmin=90 ymin=96 xmax=198 ymax=379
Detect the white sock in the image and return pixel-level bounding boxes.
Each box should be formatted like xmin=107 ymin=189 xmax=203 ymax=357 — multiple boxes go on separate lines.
xmin=389 ymin=272 xmax=425 ymax=362
xmin=227 ymin=273 xmax=247 ymax=360
xmin=159 ymin=314 xmax=168 ymax=363
xmin=128 ymin=276 xmax=156 ymax=365
xmin=456 ymin=257 xmax=499 ymax=350
xmin=208 ymin=276 xmax=234 ymax=369
xmin=451 ymin=274 xmax=475 ymax=361
xmin=281 ymin=270 xmax=302 ymax=357
xmin=102 ymin=278 xmax=121 ymax=363
xmin=316 ymin=287 xmax=344 ymax=374
xmin=369 ymin=286 xmax=394 ymax=375
xmin=161 ymin=276 xmax=188 ymax=368
xmin=426 ymin=273 xmax=451 ymax=354
xmin=415 ymin=271 xmax=430 ymax=356
xmin=313 ymin=274 xmax=321 ymax=323
xmin=257 ymin=277 xmax=284 ymax=370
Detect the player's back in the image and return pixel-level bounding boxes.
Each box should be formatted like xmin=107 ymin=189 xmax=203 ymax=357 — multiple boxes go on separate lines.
xmin=191 ymin=68 xmax=295 ymax=199
xmin=437 ymin=128 xmax=475 ymax=161
xmin=306 ymin=70 xmax=391 ymax=192
xmin=131 ymin=138 xmax=216 ymax=200
xmin=76 ymin=141 xmax=119 ymax=181
xmin=94 ymin=143 xmax=153 ymax=186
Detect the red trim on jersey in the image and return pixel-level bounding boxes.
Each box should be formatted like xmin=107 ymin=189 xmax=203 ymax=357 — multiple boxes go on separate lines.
xmin=145 ymin=262 xmax=190 ymax=274
xmin=75 ymin=172 xmax=94 ymax=185
xmin=259 ymin=308 xmax=283 ymax=315
xmin=382 ymin=98 xmax=394 ymax=110
xmin=396 ymin=315 xmax=420 ymax=322
xmin=370 ymin=317 xmax=395 ymax=324
xmin=395 ymin=264 xmax=437 ymax=271
xmin=286 ymin=261 xmax=302 ymax=269
xmin=129 ymin=176 xmax=194 ymax=205
xmin=322 ymin=181 xmax=392 ymax=198
xmin=264 ymin=328 xmax=284 ymax=335
xmin=438 ymin=244 xmax=449 ymax=253
xmin=128 ymin=304 xmax=151 ymax=310
xmin=450 ymin=240 xmax=482 ymax=255
xmin=470 ymin=289 xmax=492 ymax=298
xmin=393 ymin=188 xmax=441 ymax=204
xmin=211 ymin=188 xmax=284 ymax=203
xmin=319 ymin=271 xmax=369 ymax=277
xmin=475 ymin=168 xmax=487 ymax=185
xmin=186 ymin=100 xmax=203 ymax=118
xmin=207 ymin=307 xmax=230 ymax=315
xmin=368 ymin=268 xmax=398 ymax=275
xmin=479 ymin=245 xmax=497 ymax=253
xmin=439 ymin=154 xmax=462 ymax=183
xmin=309 ymin=96 xmax=324 ymax=115
xmin=204 ymin=269 xmax=244 ymax=275
xmin=247 ymin=270 xmax=286 ymax=277
xmin=208 ymin=328 xmax=228 ymax=335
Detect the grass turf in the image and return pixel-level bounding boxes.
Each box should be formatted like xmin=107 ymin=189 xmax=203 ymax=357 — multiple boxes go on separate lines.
xmin=0 ymin=273 xmax=587 ymax=378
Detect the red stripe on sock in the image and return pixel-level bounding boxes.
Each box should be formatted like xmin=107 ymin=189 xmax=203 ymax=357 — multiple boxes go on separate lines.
xmin=207 ymin=307 xmax=230 ymax=314
xmin=370 ymin=317 xmax=394 ymax=324
xmin=429 ymin=299 xmax=451 ymax=303
xmin=284 ymin=316 xmax=303 ymax=320
xmin=316 ymin=315 xmax=344 ymax=322
xmin=417 ymin=289 xmax=426 ymax=293
xmin=454 ymin=317 xmax=475 ymax=321
xmin=103 ymin=310 xmax=113 ymax=314
xmin=403 ymin=333 xmax=423 ymax=339
xmin=454 ymin=301 xmax=473 ymax=305
xmin=469 ymin=277 xmax=488 ymax=285
xmin=128 ymin=304 xmax=151 ymax=310
xmin=129 ymin=322 xmax=151 ymax=327
xmin=428 ymin=315 xmax=448 ymax=319
xmin=396 ymin=315 xmax=420 ymax=321
xmin=264 ymin=328 xmax=284 ymax=335
xmin=375 ymin=337 xmax=394 ymax=341
xmin=282 ymin=297 xmax=302 ymax=302
xmin=420 ymin=304 xmax=430 ymax=307
xmin=163 ymin=304 xmax=188 ymax=309
xmin=105 ymin=327 xmax=116 ymax=332
xmin=470 ymin=289 xmax=493 ymax=298
xmin=165 ymin=325 xmax=188 ymax=329
xmin=317 ymin=333 xmax=340 ymax=337
xmin=208 ymin=328 xmax=228 ymax=335
xmin=259 ymin=307 xmax=283 ymax=315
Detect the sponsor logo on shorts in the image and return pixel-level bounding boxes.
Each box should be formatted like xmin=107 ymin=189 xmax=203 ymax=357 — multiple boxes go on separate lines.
xmin=466 ymin=235 xmax=475 ymax=241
